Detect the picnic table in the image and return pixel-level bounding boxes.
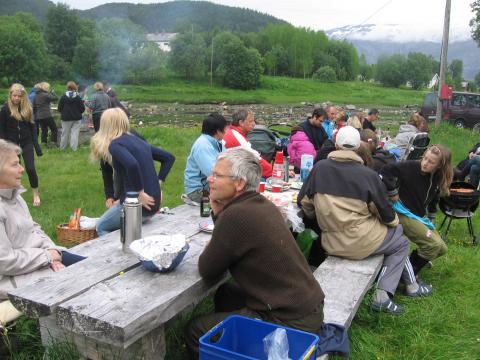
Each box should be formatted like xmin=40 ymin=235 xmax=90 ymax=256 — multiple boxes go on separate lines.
xmin=9 ymin=204 xmax=225 ymax=360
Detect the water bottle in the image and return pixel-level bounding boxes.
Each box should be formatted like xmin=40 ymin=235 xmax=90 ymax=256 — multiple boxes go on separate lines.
xmin=120 ymin=191 xmax=142 ymax=254
xmin=271 ymin=151 xmax=285 ymax=185
xmin=283 ymin=155 xmax=290 ymax=183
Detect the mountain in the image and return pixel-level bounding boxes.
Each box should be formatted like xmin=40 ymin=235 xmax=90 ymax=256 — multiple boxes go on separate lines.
xmin=81 ymin=1 xmax=287 ymax=33
xmin=0 ymin=0 xmax=287 ymax=33
xmin=326 ymin=24 xmax=480 ymax=80
xmin=0 ymin=0 xmax=54 ymax=22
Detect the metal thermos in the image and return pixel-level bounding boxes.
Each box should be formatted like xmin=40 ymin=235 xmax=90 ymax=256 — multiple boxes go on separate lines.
xmin=283 ymin=156 xmax=289 ymax=183
xmin=120 ymin=191 xmax=142 ymax=253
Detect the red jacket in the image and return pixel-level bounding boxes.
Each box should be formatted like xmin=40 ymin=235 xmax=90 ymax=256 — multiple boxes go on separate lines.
xmin=224 ymin=125 xmax=272 ymax=178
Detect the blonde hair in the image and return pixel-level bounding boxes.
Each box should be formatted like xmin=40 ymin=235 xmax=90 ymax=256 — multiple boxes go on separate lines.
xmin=38 ymin=82 xmax=50 ymax=92
xmin=0 ymin=139 xmax=22 ymax=173
xmin=7 ymin=83 xmax=33 ymax=122
xmin=90 ymin=108 xmax=130 ymax=164
xmin=408 ymin=113 xmax=428 ymax=132
xmin=347 ymin=115 xmax=362 ymax=130
xmin=94 ymin=82 xmax=104 ymax=91
xmin=335 ymin=111 xmax=348 ymax=125
xmin=425 ymin=144 xmax=453 ymax=196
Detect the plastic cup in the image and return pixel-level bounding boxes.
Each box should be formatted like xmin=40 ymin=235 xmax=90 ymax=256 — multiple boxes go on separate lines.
xmin=258 ymin=182 xmax=266 ymax=193
xmin=272 ymin=184 xmax=282 ymax=193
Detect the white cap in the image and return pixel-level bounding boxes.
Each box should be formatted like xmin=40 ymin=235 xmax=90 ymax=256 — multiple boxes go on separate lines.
xmin=335 ymin=126 xmax=361 ymax=150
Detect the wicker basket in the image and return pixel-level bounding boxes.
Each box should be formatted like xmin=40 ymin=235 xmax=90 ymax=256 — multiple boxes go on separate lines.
xmin=56 ymin=224 xmax=97 ymax=246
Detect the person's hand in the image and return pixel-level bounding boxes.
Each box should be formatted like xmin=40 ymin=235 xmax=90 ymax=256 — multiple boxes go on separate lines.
xmin=139 ymin=190 xmax=155 ymax=211
xmin=210 ymin=198 xmax=224 ymax=215
xmin=50 ymin=261 xmax=65 ymax=272
xmin=389 ymin=194 xmax=399 ymax=202
xmin=288 ymin=170 xmax=295 ymax=178
xmin=48 ymin=249 xmax=62 ymax=262
xmin=105 ymin=198 xmax=116 ymax=208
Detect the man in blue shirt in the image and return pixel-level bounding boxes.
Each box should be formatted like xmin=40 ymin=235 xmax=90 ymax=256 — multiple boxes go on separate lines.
xmin=322 ymin=105 xmax=337 ymax=140
xmin=183 ymin=113 xmax=228 ymax=205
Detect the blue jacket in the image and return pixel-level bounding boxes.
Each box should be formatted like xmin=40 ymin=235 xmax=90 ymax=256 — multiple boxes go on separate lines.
xmin=322 ymin=119 xmax=334 ymax=140
xmin=109 ymin=133 xmax=175 ymax=210
xmin=184 ymin=134 xmax=223 ymax=194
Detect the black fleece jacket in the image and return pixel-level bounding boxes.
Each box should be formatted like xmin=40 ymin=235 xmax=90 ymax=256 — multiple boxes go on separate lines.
xmin=380 ymin=160 xmax=440 ymax=218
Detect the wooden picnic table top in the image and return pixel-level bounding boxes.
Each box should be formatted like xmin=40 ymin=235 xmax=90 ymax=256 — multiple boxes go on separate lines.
xmin=9 ymin=204 xmax=223 ymax=348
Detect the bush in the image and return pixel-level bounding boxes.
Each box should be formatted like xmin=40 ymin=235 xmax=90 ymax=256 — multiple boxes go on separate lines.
xmin=223 ymin=43 xmax=263 ymax=90
xmin=312 ymin=66 xmax=337 ymax=82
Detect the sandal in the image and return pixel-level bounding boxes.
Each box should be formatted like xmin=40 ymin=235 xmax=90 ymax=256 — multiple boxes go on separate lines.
xmin=370 ymin=298 xmax=405 ymax=315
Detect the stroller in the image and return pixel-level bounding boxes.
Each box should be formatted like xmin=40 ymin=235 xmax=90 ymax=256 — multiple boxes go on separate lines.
xmin=247 ymin=123 xmax=291 ymax=162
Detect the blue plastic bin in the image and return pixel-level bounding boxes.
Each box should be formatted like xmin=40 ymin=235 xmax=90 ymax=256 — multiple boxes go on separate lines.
xmin=199 ymin=315 xmax=319 ymax=360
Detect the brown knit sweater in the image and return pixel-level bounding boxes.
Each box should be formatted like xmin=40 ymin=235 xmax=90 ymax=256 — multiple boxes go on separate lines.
xmin=199 ymin=191 xmax=324 ymax=320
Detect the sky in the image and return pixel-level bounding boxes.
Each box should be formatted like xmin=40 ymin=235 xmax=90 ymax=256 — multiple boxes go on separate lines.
xmin=54 ymin=0 xmax=476 ymax=40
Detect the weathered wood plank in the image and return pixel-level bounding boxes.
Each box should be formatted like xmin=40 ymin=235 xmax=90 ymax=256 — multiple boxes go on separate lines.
xmin=40 ymin=314 xmax=166 ymax=360
xmin=56 ymin=231 xmax=226 ymax=348
xmin=8 ymin=205 xmax=203 ymax=317
xmin=313 ymin=255 xmax=384 ymax=328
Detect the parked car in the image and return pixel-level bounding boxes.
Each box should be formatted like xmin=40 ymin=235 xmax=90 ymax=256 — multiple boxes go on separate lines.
xmin=421 ymin=91 xmax=480 ymax=130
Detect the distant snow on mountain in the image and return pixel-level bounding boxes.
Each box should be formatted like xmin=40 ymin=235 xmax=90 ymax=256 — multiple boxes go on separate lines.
xmin=326 ymin=23 xmax=471 ymax=43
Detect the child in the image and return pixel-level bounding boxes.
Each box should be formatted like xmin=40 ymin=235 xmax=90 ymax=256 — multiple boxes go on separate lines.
xmin=380 ymin=144 xmax=453 ymax=281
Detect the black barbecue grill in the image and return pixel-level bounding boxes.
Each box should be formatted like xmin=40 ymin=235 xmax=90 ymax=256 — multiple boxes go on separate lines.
xmin=439 ymin=181 xmax=480 ymax=245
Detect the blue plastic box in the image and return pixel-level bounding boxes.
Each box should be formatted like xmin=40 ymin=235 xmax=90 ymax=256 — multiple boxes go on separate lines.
xmin=199 ymin=315 xmax=319 ymax=360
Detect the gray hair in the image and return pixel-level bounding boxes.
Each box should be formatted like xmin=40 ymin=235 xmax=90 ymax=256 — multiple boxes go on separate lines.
xmin=0 ymin=139 xmax=22 ymax=172
xmin=231 ymin=108 xmax=252 ymax=126
xmin=217 ymin=148 xmax=261 ymax=192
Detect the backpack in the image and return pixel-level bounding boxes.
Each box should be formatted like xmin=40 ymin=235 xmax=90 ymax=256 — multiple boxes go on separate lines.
xmin=247 ymin=125 xmax=278 ymax=162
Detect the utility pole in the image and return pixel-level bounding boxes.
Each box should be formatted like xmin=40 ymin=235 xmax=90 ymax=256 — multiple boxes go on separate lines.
xmin=210 ymin=37 xmax=214 ymax=88
xmin=435 ymin=0 xmax=451 ymax=126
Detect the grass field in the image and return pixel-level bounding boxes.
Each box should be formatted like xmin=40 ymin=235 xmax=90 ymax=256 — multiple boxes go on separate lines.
xmin=3 ymin=115 xmax=480 ymax=359
xmin=0 ymin=76 xmax=426 ymax=108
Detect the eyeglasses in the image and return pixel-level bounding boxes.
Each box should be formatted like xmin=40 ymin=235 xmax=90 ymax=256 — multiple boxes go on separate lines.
xmin=210 ymin=172 xmax=236 ymax=180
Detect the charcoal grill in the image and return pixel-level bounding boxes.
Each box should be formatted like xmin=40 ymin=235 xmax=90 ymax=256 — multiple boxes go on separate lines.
xmin=439 ymin=181 xmax=480 ymax=245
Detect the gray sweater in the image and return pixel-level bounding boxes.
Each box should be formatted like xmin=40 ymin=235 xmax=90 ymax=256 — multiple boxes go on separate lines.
xmin=90 ymin=91 xmax=111 ymax=115
xmin=33 ymin=90 xmax=57 ymax=120
xmin=395 ymin=124 xmax=419 ymax=158
xmin=0 ymin=187 xmax=63 ymax=299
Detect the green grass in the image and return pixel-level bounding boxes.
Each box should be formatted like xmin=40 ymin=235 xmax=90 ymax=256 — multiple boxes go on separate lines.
xmin=5 ymin=120 xmax=480 ymax=359
xmin=0 ymin=76 xmax=426 ymax=107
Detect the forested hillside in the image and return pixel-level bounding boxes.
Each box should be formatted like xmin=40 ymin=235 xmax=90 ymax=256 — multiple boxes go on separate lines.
xmin=0 ymin=0 xmax=53 ymax=22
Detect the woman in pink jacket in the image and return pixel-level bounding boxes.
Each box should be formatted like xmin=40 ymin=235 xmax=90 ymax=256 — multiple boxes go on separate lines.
xmin=287 ymin=126 xmax=316 ymax=170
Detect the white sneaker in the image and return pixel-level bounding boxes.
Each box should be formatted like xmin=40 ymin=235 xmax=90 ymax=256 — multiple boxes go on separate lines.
xmin=181 ymin=194 xmax=200 ymax=206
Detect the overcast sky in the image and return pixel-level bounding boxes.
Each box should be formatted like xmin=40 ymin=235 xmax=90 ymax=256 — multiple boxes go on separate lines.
xmin=54 ymin=0 xmax=475 ymax=37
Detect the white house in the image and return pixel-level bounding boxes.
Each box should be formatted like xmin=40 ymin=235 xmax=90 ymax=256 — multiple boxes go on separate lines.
xmin=146 ymin=33 xmax=177 ymax=52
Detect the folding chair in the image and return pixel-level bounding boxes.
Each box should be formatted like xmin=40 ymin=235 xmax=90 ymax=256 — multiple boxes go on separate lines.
xmin=401 ymin=132 xmax=430 ymax=161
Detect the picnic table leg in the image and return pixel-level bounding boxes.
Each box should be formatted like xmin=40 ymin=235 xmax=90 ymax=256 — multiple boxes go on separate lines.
xmin=39 ymin=315 xmax=166 ymax=360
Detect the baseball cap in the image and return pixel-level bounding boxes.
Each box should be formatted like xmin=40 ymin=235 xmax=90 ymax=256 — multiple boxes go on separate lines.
xmin=335 ymin=126 xmax=361 ymax=150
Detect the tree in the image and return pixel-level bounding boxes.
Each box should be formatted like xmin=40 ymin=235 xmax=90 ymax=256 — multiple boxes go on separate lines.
xmin=264 ymin=45 xmax=289 ymax=76
xmin=405 ymin=52 xmax=436 ymax=90
xmin=169 ymin=32 xmax=206 ymax=79
xmin=312 ymin=66 xmax=337 ymax=82
xmin=376 ymin=54 xmax=408 ymax=88
xmin=72 ymin=36 xmax=100 ymax=80
xmin=475 ymin=71 xmax=480 ymax=89
xmin=124 ymin=43 xmax=168 ymax=84
xmin=358 ymin=54 xmax=373 ymax=81
xmin=327 ymin=40 xmax=359 ymax=81
xmin=470 ymin=0 xmax=480 ymax=46
xmin=222 ymin=42 xmax=263 ymax=90
xmin=45 ymin=4 xmax=80 ymax=63
xmin=449 ymin=59 xmax=463 ymax=80
xmin=0 ymin=15 xmax=49 ymax=85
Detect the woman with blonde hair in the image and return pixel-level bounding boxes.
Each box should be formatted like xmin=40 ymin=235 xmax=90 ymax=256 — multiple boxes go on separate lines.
xmin=381 ymin=144 xmax=453 ymax=284
xmin=0 ymin=84 xmax=42 ymax=206
xmin=33 ymin=81 xmax=58 ymax=147
xmin=91 ymin=108 xmax=175 ymax=236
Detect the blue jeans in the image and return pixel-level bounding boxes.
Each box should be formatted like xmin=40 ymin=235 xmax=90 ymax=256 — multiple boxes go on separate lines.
xmin=96 ymin=203 xmax=156 ymax=237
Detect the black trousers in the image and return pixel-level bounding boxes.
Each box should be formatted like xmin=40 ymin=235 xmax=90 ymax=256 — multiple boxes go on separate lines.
xmin=93 ymin=112 xmax=102 ymax=132
xmin=21 ymin=142 xmax=38 ymax=188
xmin=39 ymin=117 xmax=58 ymax=144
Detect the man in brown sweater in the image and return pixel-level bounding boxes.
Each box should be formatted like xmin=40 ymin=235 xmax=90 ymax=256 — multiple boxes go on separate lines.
xmin=185 ymin=148 xmax=324 ymax=357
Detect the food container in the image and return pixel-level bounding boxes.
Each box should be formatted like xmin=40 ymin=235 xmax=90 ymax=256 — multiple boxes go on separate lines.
xmin=129 ymin=234 xmax=189 ymax=273
xmin=272 ymin=184 xmax=282 ymax=193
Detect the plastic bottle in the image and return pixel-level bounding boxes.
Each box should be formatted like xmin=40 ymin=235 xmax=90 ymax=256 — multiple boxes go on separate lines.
xmin=121 ymin=191 xmax=142 ymax=254
xmin=271 ymin=151 xmax=285 ymax=185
